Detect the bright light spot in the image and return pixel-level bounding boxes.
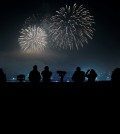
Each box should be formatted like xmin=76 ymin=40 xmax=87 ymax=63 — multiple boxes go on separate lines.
xmin=12 ymin=78 xmax=15 ymax=80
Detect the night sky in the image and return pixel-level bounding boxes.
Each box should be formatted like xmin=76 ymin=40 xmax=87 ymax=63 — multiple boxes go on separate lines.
xmin=0 ymin=0 xmax=120 ymax=81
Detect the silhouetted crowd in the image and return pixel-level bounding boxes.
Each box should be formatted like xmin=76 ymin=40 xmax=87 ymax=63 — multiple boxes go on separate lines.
xmin=0 ymin=65 xmax=120 ymax=83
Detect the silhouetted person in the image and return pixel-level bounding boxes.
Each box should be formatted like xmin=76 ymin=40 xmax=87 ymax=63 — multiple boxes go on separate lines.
xmin=0 ymin=68 xmax=6 ymax=83
xmin=111 ymin=68 xmax=120 ymax=82
xmin=72 ymin=67 xmax=85 ymax=82
xmin=29 ymin=65 xmax=41 ymax=83
xmin=41 ymin=66 xmax=52 ymax=83
xmin=85 ymin=69 xmax=97 ymax=82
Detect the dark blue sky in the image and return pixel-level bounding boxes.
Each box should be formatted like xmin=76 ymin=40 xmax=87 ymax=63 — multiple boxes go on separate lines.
xmin=0 ymin=0 xmax=120 ymax=80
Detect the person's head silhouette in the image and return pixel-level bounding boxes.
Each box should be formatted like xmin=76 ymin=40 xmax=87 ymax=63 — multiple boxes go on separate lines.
xmin=0 ymin=68 xmax=4 ymax=74
xmin=90 ymin=69 xmax=95 ymax=73
xmin=33 ymin=65 xmax=37 ymax=70
xmin=111 ymin=67 xmax=120 ymax=82
xmin=0 ymin=68 xmax=6 ymax=82
xmin=76 ymin=67 xmax=81 ymax=71
xmin=44 ymin=66 xmax=49 ymax=71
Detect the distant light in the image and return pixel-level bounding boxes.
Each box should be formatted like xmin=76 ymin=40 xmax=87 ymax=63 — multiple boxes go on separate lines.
xmin=12 ymin=78 xmax=15 ymax=80
xmin=108 ymin=72 xmax=111 ymax=75
xmin=96 ymin=77 xmax=98 ymax=80
xmin=107 ymin=77 xmax=110 ymax=80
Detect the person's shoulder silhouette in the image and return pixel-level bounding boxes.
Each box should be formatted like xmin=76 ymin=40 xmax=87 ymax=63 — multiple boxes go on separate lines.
xmin=111 ymin=68 xmax=120 ymax=82
xmin=0 ymin=68 xmax=6 ymax=83
xmin=72 ymin=67 xmax=85 ymax=82
xmin=29 ymin=65 xmax=41 ymax=83
xmin=85 ymin=69 xmax=97 ymax=82
xmin=41 ymin=66 xmax=52 ymax=82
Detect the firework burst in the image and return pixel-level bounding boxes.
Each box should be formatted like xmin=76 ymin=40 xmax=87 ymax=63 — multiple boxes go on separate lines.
xmin=49 ymin=3 xmax=95 ymax=50
xmin=18 ymin=25 xmax=47 ymax=53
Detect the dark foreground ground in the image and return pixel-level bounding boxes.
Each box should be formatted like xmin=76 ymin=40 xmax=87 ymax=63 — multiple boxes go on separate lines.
xmin=0 ymin=81 xmax=114 ymax=97
xmin=0 ymin=82 xmax=116 ymax=132
xmin=0 ymin=81 xmax=116 ymax=122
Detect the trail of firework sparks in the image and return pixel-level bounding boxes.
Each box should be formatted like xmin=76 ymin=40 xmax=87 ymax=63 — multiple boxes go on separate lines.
xmin=18 ymin=25 xmax=47 ymax=53
xmin=49 ymin=3 xmax=95 ymax=50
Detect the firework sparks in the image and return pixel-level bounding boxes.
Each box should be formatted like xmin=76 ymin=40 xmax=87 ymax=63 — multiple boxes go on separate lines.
xmin=18 ymin=25 xmax=47 ymax=53
xmin=49 ymin=3 xmax=95 ymax=50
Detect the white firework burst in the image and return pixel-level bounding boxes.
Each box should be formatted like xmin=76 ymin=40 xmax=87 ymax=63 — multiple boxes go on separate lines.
xmin=18 ymin=25 xmax=47 ymax=53
xmin=49 ymin=3 xmax=95 ymax=50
